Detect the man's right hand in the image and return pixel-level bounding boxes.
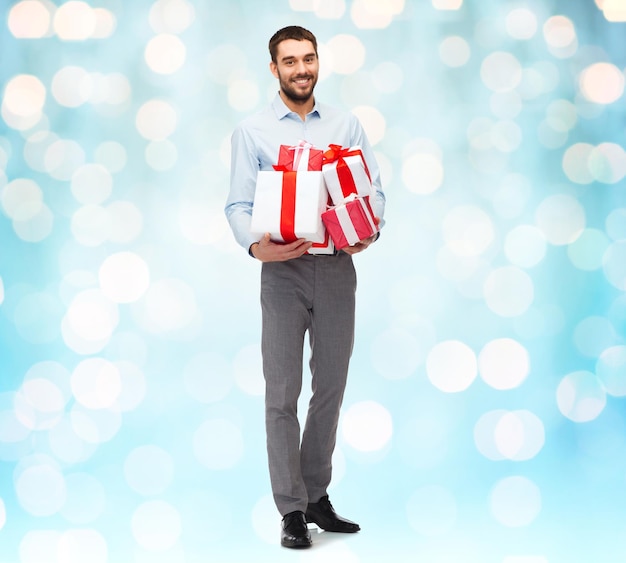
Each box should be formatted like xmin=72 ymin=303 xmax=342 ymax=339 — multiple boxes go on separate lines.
xmin=250 ymin=233 xmax=313 ymax=262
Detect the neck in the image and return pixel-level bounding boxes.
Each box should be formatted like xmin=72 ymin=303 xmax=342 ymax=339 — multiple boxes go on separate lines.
xmin=279 ymin=90 xmax=315 ymax=121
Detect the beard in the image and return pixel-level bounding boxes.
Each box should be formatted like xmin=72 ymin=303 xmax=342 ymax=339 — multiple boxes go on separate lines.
xmin=277 ymin=70 xmax=318 ymax=103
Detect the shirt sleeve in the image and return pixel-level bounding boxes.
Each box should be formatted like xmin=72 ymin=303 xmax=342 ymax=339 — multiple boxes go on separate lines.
xmin=225 ymin=123 xmax=261 ymax=252
xmin=349 ymin=115 xmax=386 ymax=226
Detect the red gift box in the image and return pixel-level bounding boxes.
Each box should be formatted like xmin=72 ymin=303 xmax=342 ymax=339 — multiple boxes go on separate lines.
xmin=321 ymin=196 xmax=379 ymax=250
xmin=277 ymin=140 xmax=323 ymax=172
xmin=322 ymin=144 xmax=373 ymax=205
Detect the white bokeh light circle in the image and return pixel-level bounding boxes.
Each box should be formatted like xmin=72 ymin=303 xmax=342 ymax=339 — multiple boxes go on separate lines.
xmin=351 ymin=105 xmax=386 ymax=146
xmin=114 ymin=360 xmax=147 ymax=412
xmin=8 ymin=1 xmax=52 ymax=39
xmin=579 ymin=62 xmax=624 ymax=104
xmin=107 ymin=200 xmax=144 ymax=244
xmin=597 ymin=346 xmax=626 ymax=397
xmin=556 ymin=370 xmax=606 ymax=422
xmin=505 ymin=224 xmax=546 ymax=268
xmin=135 ymin=99 xmax=178 ymax=141
xmin=145 ymin=33 xmax=186 ymax=74
xmin=99 ymin=251 xmax=150 ymax=303
xmin=562 ymin=142 xmax=594 ymax=184
xmin=15 ymin=458 xmax=66 ymax=516
xmin=124 ymin=445 xmax=174 ymax=496
xmin=341 ymin=400 xmax=393 ymax=452
xmin=439 ymin=35 xmax=470 ymax=67
xmin=57 ymin=529 xmax=108 ymax=563
xmin=567 ymin=228 xmax=609 ymax=271
xmin=426 ymin=340 xmax=477 ymax=393
xmin=70 ymin=404 xmax=122 ymax=444
xmin=51 ymin=65 xmax=91 ymax=108
xmin=71 ymin=358 xmax=121 ymax=410
xmin=70 ymin=164 xmax=112 ymax=204
xmin=1 ymin=178 xmax=43 ymax=221
xmin=490 ymin=476 xmax=541 ymax=527
xmin=53 ymin=1 xmax=96 ymax=40
xmin=589 ymin=142 xmax=626 ymax=184
xmin=483 ymin=266 xmax=534 ymax=318
xmin=63 ymin=289 xmax=119 ymax=351
xmin=14 ymin=378 xmax=65 ymax=431
xmin=136 ymin=278 xmax=198 ymax=333
xmin=325 ymin=34 xmax=366 ymax=74
xmin=505 ymin=8 xmax=538 ymax=39
xmin=535 ymin=193 xmax=585 ymax=244
xmin=480 ymin=51 xmax=523 ymax=92
xmin=406 ymin=485 xmax=457 ymax=536
xmin=19 ymin=530 xmax=61 ymax=563
xmin=3 ymin=74 xmax=46 ymax=119
xmin=543 ymin=15 xmax=577 ymax=57
xmin=149 ymin=0 xmax=196 ymax=33
xmin=131 ymin=500 xmax=182 ymax=551
xmin=402 ymin=152 xmax=444 ymax=194
xmin=350 ymin=0 xmax=404 ymax=29
xmin=70 ymin=204 xmax=110 ymax=247
xmin=193 ymin=419 xmax=244 ymax=470
xmin=494 ymin=410 xmax=545 ymax=461
xmin=442 ymin=204 xmax=494 ymax=257
xmin=479 ymin=338 xmax=529 ymax=390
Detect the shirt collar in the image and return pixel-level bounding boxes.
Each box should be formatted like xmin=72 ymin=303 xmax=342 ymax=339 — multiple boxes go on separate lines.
xmin=272 ymin=92 xmax=321 ymax=120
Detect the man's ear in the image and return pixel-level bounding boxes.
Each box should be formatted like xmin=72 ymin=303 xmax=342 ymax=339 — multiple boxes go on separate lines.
xmin=269 ymin=61 xmax=279 ymax=79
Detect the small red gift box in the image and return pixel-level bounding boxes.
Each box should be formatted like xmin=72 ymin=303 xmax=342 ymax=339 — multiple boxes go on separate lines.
xmin=277 ymin=140 xmax=323 ymax=172
xmin=321 ymin=195 xmax=379 ymax=250
xmin=322 ymin=144 xmax=373 ymax=205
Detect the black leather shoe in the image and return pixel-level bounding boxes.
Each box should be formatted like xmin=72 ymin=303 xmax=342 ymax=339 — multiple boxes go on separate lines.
xmin=281 ymin=511 xmax=312 ymax=548
xmin=305 ymin=496 xmax=360 ymax=533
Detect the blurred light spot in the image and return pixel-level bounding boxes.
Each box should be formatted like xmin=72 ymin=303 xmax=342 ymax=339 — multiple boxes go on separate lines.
xmin=491 ymin=120 xmax=522 ymax=152
xmin=597 ymin=346 xmax=626 ymax=396
xmin=193 ymin=419 xmax=244 ymax=469
xmin=24 ymin=131 xmax=58 ymax=171
xmin=179 ymin=202 xmax=228 ymax=245
xmin=149 ymin=0 xmax=195 ymax=34
xmin=326 ymin=35 xmax=366 ymax=73
xmin=371 ymin=325 xmax=434 ymax=380
xmin=132 ymin=500 xmax=182 ymax=551
xmin=92 ymin=7 xmax=116 ymax=38
xmin=71 ymin=358 xmax=121 ymax=409
xmin=206 ymin=44 xmax=247 ymax=85
xmin=107 ymin=200 xmax=144 ymax=243
xmin=439 ymin=35 xmax=470 ymax=67
xmin=604 ymin=240 xmax=626 ymax=290
xmin=426 ymin=340 xmax=477 ymax=392
xmin=432 ymin=0 xmax=463 ymax=9
xmin=535 ymin=194 xmax=585 ymax=244
xmin=574 ymin=316 xmax=617 ymax=358
xmin=443 ymin=205 xmax=494 ymax=257
xmin=402 ymin=153 xmax=444 ymax=195
xmin=136 ymin=99 xmax=178 ymax=141
xmin=567 ymin=228 xmax=609 ymax=270
xmin=233 ymin=344 xmax=264 ymax=396
xmin=71 ymin=164 xmax=112 ymax=204
xmin=589 ymin=143 xmax=626 ymax=184
xmin=8 ymin=1 xmax=52 ymax=39
xmin=315 ymin=0 xmax=346 ymax=19
xmin=44 ymin=139 xmax=86 ymax=180
xmin=352 ymin=105 xmax=385 ymax=145
xmin=474 ymin=409 xmax=508 ymax=460
xmin=505 ymin=225 xmax=546 ymax=268
xmin=546 ymin=99 xmax=577 ymax=132
xmin=490 ymin=476 xmax=541 ymax=527
xmin=543 ymin=15 xmax=577 ymax=58
xmin=54 ymin=1 xmax=96 ymax=41
xmin=48 ymin=414 xmax=97 ymax=463
xmin=15 ymin=457 xmax=66 ymax=516
xmin=60 ymin=473 xmax=106 ymax=524
xmin=51 ymin=66 xmax=91 ymax=107
xmin=600 ymin=0 xmax=626 ymax=21
xmin=495 ymin=411 xmax=544 ymax=460
xmin=135 ymin=278 xmax=198 ymax=333
xmin=19 ymin=530 xmax=61 ymax=563
xmin=1 ymin=178 xmax=43 ymax=221
xmin=227 ymin=79 xmax=259 ymax=112
xmin=2 ymin=74 xmax=46 ymax=120
xmin=505 ymin=8 xmax=538 ymax=40
xmin=70 ymin=404 xmax=122 ymax=443
xmin=99 ymin=251 xmax=150 ymax=304
xmin=406 ymin=485 xmax=457 ymax=536
xmin=556 ymin=371 xmax=606 ymax=422
xmin=436 ymin=247 xmax=480 ymax=281
xmin=114 ymin=360 xmax=146 ymax=412
xmin=481 ymin=52 xmax=523 ymax=92
xmin=490 ymin=91 xmax=522 ymax=119
xmin=351 ymin=0 xmax=404 ymax=28
xmin=579 ymin=62 xmax=624 ymax=104
xmin=492 ymin=173 xmax=531 ymax=219
xmin=125 ymin=445 xmax=174 ymax=496
xmin=14 ymin=378 xmax=65 ymax=430
xmin=94 ymin=141 xmax=127 ymax=173
xmin=71 ymin=204 xmax=109 ymax=246
xmin=479 ymin=338 xmax=529 ymax=390
xmin=341 ymin=400 xmax=392 ymax=452
xmin=371 ymin=61 xmax=404 ymax=93
xmin=183 ymin=352 xmax=232 ymax=403
xmin=62 ymin=289 xmax=119 ymax=353
xmin=57 ymin=529 xmax=108 ymax=563
xmin=146 ymin=139 xmax=178 ymax=171
xmin=483 ymin=266 xmax=534 ymax=317
xmin=145 ymin=34 xmax=186 ymax=75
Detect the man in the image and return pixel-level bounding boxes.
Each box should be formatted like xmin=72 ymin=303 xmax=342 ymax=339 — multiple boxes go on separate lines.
xmin=225 ymin=25 xmax=385 ymax=549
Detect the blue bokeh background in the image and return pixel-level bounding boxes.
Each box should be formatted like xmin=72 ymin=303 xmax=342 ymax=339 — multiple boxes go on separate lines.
xmin=1 ymin=0 xmax=626 ymax=561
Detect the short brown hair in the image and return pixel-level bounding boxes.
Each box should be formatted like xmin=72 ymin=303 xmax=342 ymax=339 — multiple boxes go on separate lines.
xmin=268 ymin=25 xmax=318 ymax=63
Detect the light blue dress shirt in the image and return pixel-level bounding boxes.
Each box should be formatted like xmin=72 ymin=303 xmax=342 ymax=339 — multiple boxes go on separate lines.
xmin=225 ymin=93 xmax=386 ymax=252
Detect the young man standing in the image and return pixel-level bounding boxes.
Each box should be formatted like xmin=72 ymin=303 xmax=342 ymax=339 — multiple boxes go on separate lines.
xmin=225 ymin=25 xmax=385 ymax=549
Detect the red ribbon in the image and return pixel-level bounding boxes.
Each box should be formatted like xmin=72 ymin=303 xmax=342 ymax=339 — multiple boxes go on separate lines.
xmin=273 ymin=168 xmax=297 ymax=242
xmin=322 ymin=144 xmax=371 ymax=199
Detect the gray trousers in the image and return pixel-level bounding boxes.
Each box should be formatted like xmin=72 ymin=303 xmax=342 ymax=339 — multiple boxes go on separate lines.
xmin=260 ymin=252 xmax=356 ymax=516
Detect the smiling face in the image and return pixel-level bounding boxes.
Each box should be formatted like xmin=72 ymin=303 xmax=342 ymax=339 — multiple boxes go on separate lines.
xmin=270 ymin=38 xmax=319 ymax=106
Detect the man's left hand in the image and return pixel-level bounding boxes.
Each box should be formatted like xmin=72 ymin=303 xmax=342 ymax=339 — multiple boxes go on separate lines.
xmin=341 ymin=217 xmax=380 ymax=255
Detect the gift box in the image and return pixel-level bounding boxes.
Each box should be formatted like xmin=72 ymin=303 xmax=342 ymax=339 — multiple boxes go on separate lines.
xmin=277 ymin=140 xmax=323 ymax=172
xmin=321 ymin=195 xmax=379 ymax=250
xmin=307 ymin=229 xmax=335 ymax=255
xmin=250 ymin=170 xmax=327 ymax=243
xmin=322 ymin=144 xmax=373 ymax=205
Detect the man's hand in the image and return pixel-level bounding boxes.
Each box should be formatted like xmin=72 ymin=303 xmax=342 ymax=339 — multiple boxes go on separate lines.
xmin=341 ymin=217 xmax=380 ymax=255
xmin=250 ymin=233 xmax=313 ymax=262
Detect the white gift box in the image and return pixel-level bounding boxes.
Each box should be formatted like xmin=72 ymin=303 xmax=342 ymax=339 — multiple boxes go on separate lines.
xmin=322 ymin=145 xmax=373 ymax=206
xmin=250 ymin=170 xmax=327 ymax=244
